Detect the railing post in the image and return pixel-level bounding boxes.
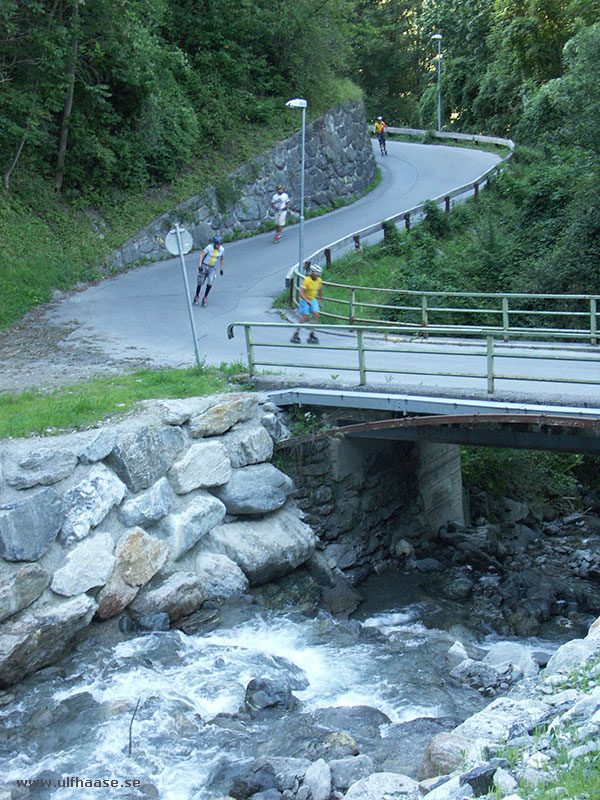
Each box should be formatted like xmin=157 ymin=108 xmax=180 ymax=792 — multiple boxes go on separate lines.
xmin=421 ymin=294 xmax=429 ymax=338
xmin=357 ymin=330 xmax=366 ymax=385
xmin=349 ymin=288 xmax=356 ymax=324
xmin=445 ymin=196 xmax=450 ymax=213
xmin=486 ymin=335 xmax=494 ymax=394
xmin=473 ymin=182 xmax=479 ymax=201
xmin=353 ymin=235 xmax=360 ymax=250
xmin=591 ymin=297 xmax=597 ymax=345
xmin=324 ymin=248 xmax=332 ymax=267
xmin=502 ymin=296 xmax=509 ymax=342
xmin=244 ymin=326 xmax=255 ymax=376
xmin=404 ymin=213 xmax=410 ymax=231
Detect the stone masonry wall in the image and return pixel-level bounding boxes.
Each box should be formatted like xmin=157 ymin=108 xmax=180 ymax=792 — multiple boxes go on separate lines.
xmin=276 ymin=434 xmax=438 ymax=586
xmin=0 ymin=393 xmax=321 ymax=688
xmin=107 ymin=100 xmax=376 ymax=272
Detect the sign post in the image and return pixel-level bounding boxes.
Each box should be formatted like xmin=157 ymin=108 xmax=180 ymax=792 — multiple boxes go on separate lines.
xmin=165 ymin=224 xmax=201 ymax=368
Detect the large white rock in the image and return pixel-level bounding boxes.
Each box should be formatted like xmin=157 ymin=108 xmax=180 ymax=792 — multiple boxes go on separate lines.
xmin=157 ymin=492 xmax=226 ymax=560
xmin=168 ymin=440 xmax=232 ymax=494
xmin=60 ymin=464 xmax=127 ymax=546
xmin=344 ymin=772 xmax=420 ymax=799
xmin=195 ymin=552 xmax=249 ymax=599
xmin=188 ymin=394 xmax=258 ymax=438
xmin=50 ymin=533 xmax=115 ymax=596
xmin=202 ymin=507 xmax=316 ymax=585
xmin=222 ymin=422 xmax=274 ymax=468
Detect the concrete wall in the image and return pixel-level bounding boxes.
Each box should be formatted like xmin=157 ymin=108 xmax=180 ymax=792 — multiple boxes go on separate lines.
xmin=278 ymin=431 xmax=464 ymax=585
xmin=106 ymin=100 xmax=376 ymax=273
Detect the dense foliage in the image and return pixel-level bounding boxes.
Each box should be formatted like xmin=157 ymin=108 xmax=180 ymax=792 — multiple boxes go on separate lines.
xmin=0 ymin=0 xmax=350 ymax=194
xmin=1 ymin=1 xmax=599 ymax=332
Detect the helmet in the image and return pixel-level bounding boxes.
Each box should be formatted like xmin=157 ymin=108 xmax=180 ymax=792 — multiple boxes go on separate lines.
xmin=276 ymin=184 xmax=283 ymax=191
xmin=309 ymin=264 xmax=322 ymax=276
xmin=377 ymin=116 xmax=383 ymax=120
xmin=213 ymin=235 xmax=222 ymax=244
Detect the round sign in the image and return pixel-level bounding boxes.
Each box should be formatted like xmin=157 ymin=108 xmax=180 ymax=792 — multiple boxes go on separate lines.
xmin=165 ymin=226 xmax=193 ymax=256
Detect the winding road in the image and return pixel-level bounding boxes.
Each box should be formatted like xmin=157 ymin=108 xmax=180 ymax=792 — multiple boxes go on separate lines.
xmin=45 ymin=140 xmax=502 ymax=372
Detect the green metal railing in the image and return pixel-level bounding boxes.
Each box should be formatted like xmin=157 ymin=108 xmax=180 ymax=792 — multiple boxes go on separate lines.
xmin=227 ymin=321 xmax=600 ymax=393
xmin=288 ymin=271 xmax=600 ymax=345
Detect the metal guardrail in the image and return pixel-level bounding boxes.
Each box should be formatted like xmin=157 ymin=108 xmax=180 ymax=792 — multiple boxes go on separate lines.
xmin=227 ymin=322 xmax=600 ymax=393
xmin=287 ymin=278 xmax=600 ymax=345
xmin=285 ymin=129 xmax=515 ymax=288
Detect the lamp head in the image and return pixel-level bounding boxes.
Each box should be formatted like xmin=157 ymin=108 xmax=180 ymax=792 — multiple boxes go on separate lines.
xmin=431 ymin=33 xmax=442 ymax=40
xmin=286 ymin=98 xmax=307 ymax=109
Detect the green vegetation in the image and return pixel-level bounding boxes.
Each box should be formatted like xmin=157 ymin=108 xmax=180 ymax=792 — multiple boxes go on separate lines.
xmin=492 ymin=655 xmax=600 ymax=800
xmin=460 ymin=447 xmax=595 ymax=508
xmin=0 ymin=364 xmax=251 ymax=439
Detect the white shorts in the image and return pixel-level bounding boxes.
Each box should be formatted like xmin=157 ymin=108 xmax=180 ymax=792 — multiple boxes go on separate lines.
xmin=275 ymin=210 xmax=287 ymax=227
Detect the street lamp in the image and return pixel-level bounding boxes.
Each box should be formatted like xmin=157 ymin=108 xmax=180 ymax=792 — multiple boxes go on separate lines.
xmin=431 ymin=34 xmax=442 ymax=131
xmin=285 ymin=98 xmax=307 ymax=273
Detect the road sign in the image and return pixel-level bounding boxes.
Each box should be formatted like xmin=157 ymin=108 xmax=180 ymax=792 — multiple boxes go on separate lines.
xmin=165 ymin=226 xmax=193 ymax=256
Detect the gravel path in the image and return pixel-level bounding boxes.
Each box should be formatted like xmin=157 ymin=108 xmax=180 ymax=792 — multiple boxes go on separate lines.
xmin=0 ymin=294 xmax=157 ymax=395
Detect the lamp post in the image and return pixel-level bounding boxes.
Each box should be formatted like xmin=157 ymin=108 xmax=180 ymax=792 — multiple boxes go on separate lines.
xmin=431 ymin=34 xmax=442 ymax=131
xmin=285 ymin=98 xmax=307 ymax=273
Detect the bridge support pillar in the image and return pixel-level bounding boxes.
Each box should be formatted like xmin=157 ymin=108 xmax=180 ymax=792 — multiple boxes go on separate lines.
xmin=415 ymin=441 xmax=465 ymax=534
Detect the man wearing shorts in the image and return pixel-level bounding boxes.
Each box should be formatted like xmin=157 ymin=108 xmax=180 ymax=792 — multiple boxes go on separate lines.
xmin=270 ymin=184 xmax=290 ymax=243
xmin=193 ymin=235 xmax=224 ymax=307
xmin=291 ymin=264 xmax=322 ymax=344
xmin=374 ymin=116 xmax=389 ymax=155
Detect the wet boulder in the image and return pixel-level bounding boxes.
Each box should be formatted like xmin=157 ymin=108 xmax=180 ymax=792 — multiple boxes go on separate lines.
xmin=244 ymin=678 xmax=296 ymax=712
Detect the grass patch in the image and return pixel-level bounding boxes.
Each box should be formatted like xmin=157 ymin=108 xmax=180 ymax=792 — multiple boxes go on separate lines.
xmin=0 ymin=363 xmax=251 ymax=439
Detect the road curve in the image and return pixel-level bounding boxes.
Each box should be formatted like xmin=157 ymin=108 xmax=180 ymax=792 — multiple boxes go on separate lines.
xmin=47 ymin=139 xmax=502 ymax=370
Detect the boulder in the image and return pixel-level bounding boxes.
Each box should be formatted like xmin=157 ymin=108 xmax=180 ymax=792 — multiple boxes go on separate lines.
xmin=156 ymin=492 xmax=227 ymax=561
xmin=202 ymin=508 xmax=315 ymax=585
xmin=245 ymin=678 xmax=295 ymax=711
xmin=303 ymin=759 xmax=330 ymax=800
xmin=344 ymin=772 xmax=420 ymax=799
xmin=95 ymin=528 xmax=170 ymax=619
xmin=222 ymin=423 xmax=273 ymax=468
xmin=195 ymin=552 xmax=249 ymax=600
xmin=0 ymin=564 xmax=50 ymax=622
xmin=5 ymin=447 xmax=78 ymax=489
xmin=113 ymin=528 xmax=170 ymax=587
xmin=0 ymin=594 xmax=97 ymax=687
xmin=119 ymin=477 xmax=174 ymax=528
xmin=60 ymin=464 xmax=127 ymax=546
xmin=79 ymin=429 xmax=117 ymax=464
xmin=188 ymin=394 xmax=258 ymax=438
xmin=210 ymin=464 xmax=294 ymax=515
xmin=128 ymin=572 xmax=205 ymax=621
xmin=418 ymin=732 xmax=481 ymax=780
xmin=50 ymin=533 xmax=115 ymax=596
xmin=168 ymin=441 xmax=232 ymax=494
xmin=330 ymin=755 xmax=374 ymax=791
xmin=105 ymin=425 xmax=185 ymax=491
xmin=0 ymin=487 xmax=63 ymax=562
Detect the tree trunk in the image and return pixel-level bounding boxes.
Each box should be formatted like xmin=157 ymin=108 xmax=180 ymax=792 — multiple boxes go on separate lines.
xmin=54 ymin=1 xmax=79 ymax=194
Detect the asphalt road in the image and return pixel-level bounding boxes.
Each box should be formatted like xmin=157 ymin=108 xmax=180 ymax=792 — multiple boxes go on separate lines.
xmin=47 ymin=139 xmax=502 ymax=372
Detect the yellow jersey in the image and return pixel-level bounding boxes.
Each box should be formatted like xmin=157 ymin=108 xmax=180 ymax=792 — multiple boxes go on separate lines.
xmin=301 ymin=275 xmax=322 ymax=301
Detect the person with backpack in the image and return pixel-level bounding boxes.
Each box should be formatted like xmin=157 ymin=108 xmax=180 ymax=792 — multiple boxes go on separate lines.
xmin=193 ymin=235 xmax=224 ymax=307
xmin=374 ymin=116 xmax=389 ymax=155
xmin=270 ymin=184 xmax=290 ymax=243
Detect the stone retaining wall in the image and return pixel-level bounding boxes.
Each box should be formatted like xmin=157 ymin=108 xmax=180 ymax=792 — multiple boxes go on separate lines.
xmin=107 ymin=100 xmax=376 ymax=272
xmin=0 ymin=393 xmax=317 ymax=687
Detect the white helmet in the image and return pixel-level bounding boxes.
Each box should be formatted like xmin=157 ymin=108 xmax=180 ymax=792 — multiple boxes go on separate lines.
xmin=309 ymin=264 xmax=323 ymax=276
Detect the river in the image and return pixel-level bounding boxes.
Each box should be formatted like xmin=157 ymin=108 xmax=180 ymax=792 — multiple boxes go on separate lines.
xmin=0 ymin=569 xmax=571 ymax=800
